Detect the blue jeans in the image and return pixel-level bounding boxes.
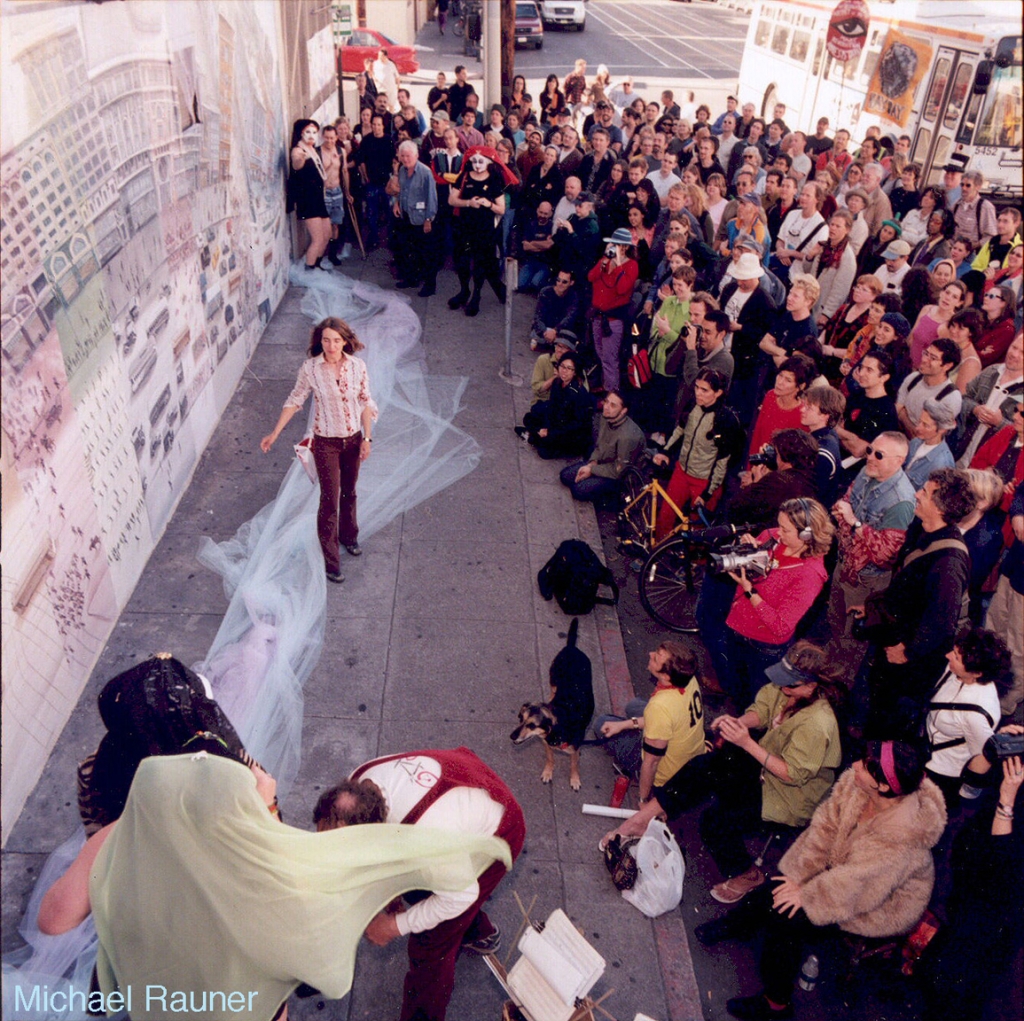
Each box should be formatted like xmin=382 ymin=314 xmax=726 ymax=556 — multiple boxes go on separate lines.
xmin=363 ymin=184 xmax=387 ymax=246
xmin=559 ymin=460 xmax=621 ymax=502
xmin=518 ymin=259 xmax=551 ymax=291
xmin=726 ymin=630 xmax=788 ymax=707
xmin=593 ymin=697 xmax=649 ymax=777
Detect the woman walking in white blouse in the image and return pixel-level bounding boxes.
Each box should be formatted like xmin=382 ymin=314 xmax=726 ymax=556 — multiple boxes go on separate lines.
xmin=261 ymin=317 xmax=378 ymax=583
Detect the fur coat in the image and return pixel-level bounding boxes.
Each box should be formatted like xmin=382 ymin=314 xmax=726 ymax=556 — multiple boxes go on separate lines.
xmin=778 ymin=768 xmax=947 ymax=937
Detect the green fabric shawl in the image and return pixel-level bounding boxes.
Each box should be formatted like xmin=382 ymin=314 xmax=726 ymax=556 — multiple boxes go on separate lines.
xmin=89 ymin=754 xmax=511 ymax=1020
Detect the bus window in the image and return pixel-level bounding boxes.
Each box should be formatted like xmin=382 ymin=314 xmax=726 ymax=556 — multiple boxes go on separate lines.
xmin=932 ymin=136 xmax=952 ymax=172
xmin=943 ymin=63 xmax=973 ymax=130
xmin=812 ymin=36 xmax=824 ymax=77
xmin=790 ymin=30 xmax=810 ymax=64
xmin=862 ymin=48 xmax=880 ymax=86
xmin=957 ymin=92 xmax=983 ymax=144
xmin=975 ymin=38 xmax=1023 ymax=148
xmin=771 ymin=25 xmax=790 ymax=57
xmin=755 ymin=19 xmax=771 ymax=48
xmin=923 ymin=58 xmax=951 ymax=121
xmin=912 ymin=128 xmax=932 ymax=165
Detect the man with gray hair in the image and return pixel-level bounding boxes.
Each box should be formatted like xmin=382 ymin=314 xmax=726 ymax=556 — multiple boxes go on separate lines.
xmin=952 ymin=170 xmax=998 ymax=251
xmin=392 ymin=140 xmax=439 ymax=296
xmin=860 ymin=162 xmax=894 ymax=238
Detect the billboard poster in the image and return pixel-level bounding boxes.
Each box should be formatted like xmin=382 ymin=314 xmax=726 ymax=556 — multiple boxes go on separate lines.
xmin=865 ymin=28 xmax=934 ymax=126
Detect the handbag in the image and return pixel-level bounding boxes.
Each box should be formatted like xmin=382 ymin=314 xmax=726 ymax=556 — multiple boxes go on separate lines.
xmin=294 ymin=434 xmax=317 ymax=483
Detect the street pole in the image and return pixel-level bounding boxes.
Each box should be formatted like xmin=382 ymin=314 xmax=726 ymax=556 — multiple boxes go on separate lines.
xmin=500 ymin=257 xmax=523 ymax=386
xmin=482 ymin=0 xmax=501 ymax=107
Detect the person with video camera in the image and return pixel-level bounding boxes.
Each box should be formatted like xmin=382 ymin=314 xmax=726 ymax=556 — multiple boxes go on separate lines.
xmin=720 ymin=497 xmax=835 ymax=706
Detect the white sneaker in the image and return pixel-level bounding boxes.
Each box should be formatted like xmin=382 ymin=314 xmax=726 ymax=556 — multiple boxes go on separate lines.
xmin=339 ymin=243 xmax=352 ymax=259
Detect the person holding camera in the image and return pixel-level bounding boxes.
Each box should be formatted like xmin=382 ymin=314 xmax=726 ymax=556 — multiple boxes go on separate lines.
xmin=675 ymin=304 xmax=734 ymax=416
xmin=587 ymin=227 xmax=639 ymax=392
xmin=721 ymin=497 xmax=835 ymax=706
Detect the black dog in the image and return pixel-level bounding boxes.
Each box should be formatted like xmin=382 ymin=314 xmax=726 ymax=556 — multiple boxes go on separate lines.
xmin=510 ymin=618 xmax=595 ymax=790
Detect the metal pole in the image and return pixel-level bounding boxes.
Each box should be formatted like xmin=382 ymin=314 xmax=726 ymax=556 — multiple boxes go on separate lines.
xmin=483 ymin=0 xmax=501 ymax=106
xmin=499 ymin=256 xmax=523 ymax=386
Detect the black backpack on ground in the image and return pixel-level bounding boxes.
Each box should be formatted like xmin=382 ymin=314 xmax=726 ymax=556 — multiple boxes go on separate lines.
xmin=538 ymin=539 xmax=619 ymax=615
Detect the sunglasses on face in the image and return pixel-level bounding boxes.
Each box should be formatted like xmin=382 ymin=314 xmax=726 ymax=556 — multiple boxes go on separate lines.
xmin=864 ymin=446 xmax=893 ymax=460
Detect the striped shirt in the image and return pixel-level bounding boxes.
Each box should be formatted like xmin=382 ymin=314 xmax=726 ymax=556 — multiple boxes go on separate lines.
xmin=284 ymin=354 xmax=378 ymax=438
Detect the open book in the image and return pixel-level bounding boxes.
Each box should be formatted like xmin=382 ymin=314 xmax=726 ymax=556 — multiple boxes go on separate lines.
xmin=505 ymin=909 xmax=606 ymax=1021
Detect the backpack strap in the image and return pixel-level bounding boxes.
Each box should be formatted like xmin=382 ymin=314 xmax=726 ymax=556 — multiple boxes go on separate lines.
xmin=901 ymin=537 xmax=969 ymax=571
xmin=928 ymin=700 xmax=995 ymax=752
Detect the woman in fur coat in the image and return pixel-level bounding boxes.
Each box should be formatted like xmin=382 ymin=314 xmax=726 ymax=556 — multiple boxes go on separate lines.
xmin=709 ymin=740 xmax=947 ymax=1021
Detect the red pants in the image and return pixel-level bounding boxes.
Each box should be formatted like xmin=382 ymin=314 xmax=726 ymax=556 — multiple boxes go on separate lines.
xmin=655 ymin=467 xmax=718 ymax=541
xmin=312 ymin=434 xmax=361 ymax=573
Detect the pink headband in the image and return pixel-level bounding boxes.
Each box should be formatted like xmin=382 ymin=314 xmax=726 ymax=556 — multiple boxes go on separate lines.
xmin=879 ymin=741 xmax=903 ymax=795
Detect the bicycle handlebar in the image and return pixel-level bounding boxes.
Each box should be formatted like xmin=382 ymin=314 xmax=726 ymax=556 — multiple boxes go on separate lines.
xmin=680 ymin=521 xmax=758 ymax=543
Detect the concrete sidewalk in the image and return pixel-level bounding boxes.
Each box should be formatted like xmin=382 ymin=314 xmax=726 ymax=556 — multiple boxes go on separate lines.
xmin=1 ymin=251 xmax=702 ymax=1021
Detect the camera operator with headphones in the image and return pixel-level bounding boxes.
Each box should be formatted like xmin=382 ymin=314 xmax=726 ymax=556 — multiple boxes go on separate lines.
xmin=721 ymin=497 xmax=835 ymax=707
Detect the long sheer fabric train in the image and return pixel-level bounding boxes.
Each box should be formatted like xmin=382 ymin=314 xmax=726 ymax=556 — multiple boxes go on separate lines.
xmin=2 ymin=265 xmax=480 ymax=1019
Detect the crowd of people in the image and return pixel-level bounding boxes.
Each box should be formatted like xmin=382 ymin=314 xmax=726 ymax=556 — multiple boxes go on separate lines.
xmin=30 ymin=54 xmax=1022 ymax=1021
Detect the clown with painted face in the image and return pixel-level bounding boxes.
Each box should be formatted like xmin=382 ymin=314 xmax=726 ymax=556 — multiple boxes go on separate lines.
xmin=448 ymin=146 xmax=516 ymax=317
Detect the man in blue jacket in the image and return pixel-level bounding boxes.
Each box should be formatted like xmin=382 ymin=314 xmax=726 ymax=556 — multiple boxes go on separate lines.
xmin=393 ymin=140 xmax=439 ymax=296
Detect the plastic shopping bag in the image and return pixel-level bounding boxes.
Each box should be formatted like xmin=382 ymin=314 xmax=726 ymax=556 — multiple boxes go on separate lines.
xmin=621 ymin=818 xmax=685 ymax=917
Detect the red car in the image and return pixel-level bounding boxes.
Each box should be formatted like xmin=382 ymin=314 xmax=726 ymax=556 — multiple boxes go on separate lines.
xmin=338 ymin=28 xmax=419 ymax=76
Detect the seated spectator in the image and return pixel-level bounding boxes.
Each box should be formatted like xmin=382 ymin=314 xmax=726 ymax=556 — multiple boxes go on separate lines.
xmin=516 ymin=200 xmax=556 ymax=293
xmin=976 ymin=285 xmax=1018 ymax=367
xmin=604 ymin=642 xmax=843 ymax=909
xmin=903 ymin=400 xmax=957 ymax=489
xmin=651 ymin=368 xmax=743 ymax=537
xmin=720 ymin=742 xmax=945 ymax=1021
xmin=530 ymin=270 xmax=580 ymax=351
xmin=861 ymin=467 xmax=975 ymax=739
xmin=956 ymin=333 xmax=1024 ymax=465
xmin=516 ymin=353 xmax=593 ymax=460
xmin=721 ymin=500 xmax=835 ymax=706
xmin=747 ymin=355 xmax=816 ymax=469
xmin=559 ymin=390 xmax=645 ymax=502
xmin=947 ymin=308 xmax=984 ymax=392
xmin=924 ymin=626 xmax=1012 ymax=809
xmin=800 ymin=386 xmax=845 ymax=507
xmin=920 ymin=729 xmax=1024 ymax=1021
xmin=529 ymin=329 xmax=579 ymax=401
xmin=730 ymin=428 xmax=820 ymax=532
xmin=910 ymin=279 xmax=967 ymax=366
xmin=593 ymin=641 xmax=706 ymax=804
xmin=896 ymin=338 xmax=963 ymax=433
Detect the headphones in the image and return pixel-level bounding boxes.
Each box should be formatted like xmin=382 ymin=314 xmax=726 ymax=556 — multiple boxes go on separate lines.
xmin=795 ymin=498 xmax=814 ymax=544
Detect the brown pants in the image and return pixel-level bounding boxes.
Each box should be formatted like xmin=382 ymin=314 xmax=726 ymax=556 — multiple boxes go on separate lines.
xmin=312 ymin=434 xmax=361 ymax=573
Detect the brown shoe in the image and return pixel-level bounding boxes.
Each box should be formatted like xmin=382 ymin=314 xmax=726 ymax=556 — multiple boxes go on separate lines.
xmin=710 ymin=867 xmax=765 ymax=904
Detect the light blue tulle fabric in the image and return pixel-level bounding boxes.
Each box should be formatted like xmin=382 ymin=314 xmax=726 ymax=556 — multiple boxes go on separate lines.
xmin=2 ymin=264 xmax=480 ymax=1019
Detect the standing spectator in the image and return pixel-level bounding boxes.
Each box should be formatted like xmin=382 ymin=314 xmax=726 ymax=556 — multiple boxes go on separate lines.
xmin=515 ymin=200 xmax=556 ymax=293
xmin=563 ymin=59 xmax=588 ymax=109
xmin=747 ymin=355 xmax=815 ymax=467
xmin=553 ymin=189 xmax=602 ymax=284
xmin=800 ymin=386 xmax=845 ymax=507
xmin=427 ymin=71 xmax=449 ymax=113
xmin=896 ymin=338 xmax=963 ymax=432
xmin=901 ymin=184 xmax=945 ymax=247
xmin=902 ymin=401 xmax=957 ymax=489
xmin=371 ymin=48 xmax=400 ymax=113
xmin=814 ymin=128 xmax=852 ymax=177
xmin=456 ymin=107 xmax=485 ymax=150
xmin=586 ymin=227 xmax=639 ymax=392
xmin=972 ymin=207 xmax=1022 ymax=272
xmin=860 ymin=468 xmax=975 ymax=738
xmin=828 ymin=430 xmax=916 ymax=681
xmin=804 ymin=117 xmax=834 ymax=158
xmin=355 ymin=114 xmax=395 ymax=249
xmin=876 ymin=239 xmax=912 ymax=295
xmin=952 ymin=170 xmax=999 ymax=251
xmin=721 ymin=252 xmax=776 ymax=427
xmin=976 ymin=286 xmax=1018 ymax=367
xmin=578 ymin=128 xmax=615 ymax=193
xmin=289 ymin=120 xmax=331 ymax=270
xmin=261 ymin=318 xmax=377 ymax=582
xmin=446 ymin=65 xmax=475 ymax=121
xmin=771 ymin=182 xmax=827 ymax=284
xmin=766 ymin=175 xmax=797 ymax=245
xmin=559 ymin=390 xmax=645 ymax=502
xmin=391 ymin=141 xmax=438 ymax=297
xmin=419 ymin=109 xmax=451 ymax=165
xmin=802 ymin=209 xmax=858 ymax=327
xmin=675 ymin=306 xmax=735 ymax=416
xmin=985 ymin=481 xmax=1024 ymax=715
xmin=956 ymin=333 xmax=1024 ymax=465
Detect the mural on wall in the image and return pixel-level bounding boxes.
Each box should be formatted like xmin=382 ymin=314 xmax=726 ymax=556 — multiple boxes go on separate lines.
xmin=0 ymin=0 xmax=292 ymax=833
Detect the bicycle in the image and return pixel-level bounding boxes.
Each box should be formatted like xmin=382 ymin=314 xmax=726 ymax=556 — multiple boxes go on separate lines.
xmin=451 ymin=0 xmax=465 ymax=37
xmin=638 ymin=521 xmax=755 ymax=634
xmin=617 ymin=453 xmax=710 ymax=559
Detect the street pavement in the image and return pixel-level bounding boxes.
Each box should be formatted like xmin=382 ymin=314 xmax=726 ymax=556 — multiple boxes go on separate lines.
xmin=0 ymin=249 xmax=700 ymax=1021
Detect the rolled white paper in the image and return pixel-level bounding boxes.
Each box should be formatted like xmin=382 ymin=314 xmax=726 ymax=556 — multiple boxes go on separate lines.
xmin=581 ymin=804 xmax=635 ymax=818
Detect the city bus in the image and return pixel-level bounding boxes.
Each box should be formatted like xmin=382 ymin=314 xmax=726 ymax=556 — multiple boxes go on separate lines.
xmin=736 ymin=0 xmax=1022 ymax=200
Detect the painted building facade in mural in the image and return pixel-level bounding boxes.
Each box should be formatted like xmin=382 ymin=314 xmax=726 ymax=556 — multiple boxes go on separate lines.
xmin=0 ymin=0 xmax=298 ymax=833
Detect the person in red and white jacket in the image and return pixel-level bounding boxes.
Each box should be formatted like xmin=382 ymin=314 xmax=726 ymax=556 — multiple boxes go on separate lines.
xmin=586 ymin=227 xmax=639 ymax=392
xmin=314 ymin=748 xmax=525 ymax=1021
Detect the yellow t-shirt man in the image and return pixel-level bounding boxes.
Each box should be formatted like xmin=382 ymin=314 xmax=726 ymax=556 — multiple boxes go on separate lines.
xmin=643 ymin=682 xmax=706 ymax=787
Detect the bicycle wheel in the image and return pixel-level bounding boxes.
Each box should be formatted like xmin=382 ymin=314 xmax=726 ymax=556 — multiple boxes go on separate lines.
xmin=617 ymin=467 xmax=652 ymax=555
xmin=639 ymin=536 xmax=707 ymax=633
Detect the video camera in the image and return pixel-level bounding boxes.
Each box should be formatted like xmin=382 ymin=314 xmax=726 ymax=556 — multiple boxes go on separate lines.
xmin=748 ymin=443 xmax=777 ymax=471
xmin=709 ymin=543 xmax=774 ymax=580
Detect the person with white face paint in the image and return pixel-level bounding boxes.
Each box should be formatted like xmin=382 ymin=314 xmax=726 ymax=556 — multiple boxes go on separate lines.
xmin=448 ymin=147 xmax=508 ymax=317
xmin=290 ymin=119 xmax=332 ymax=270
